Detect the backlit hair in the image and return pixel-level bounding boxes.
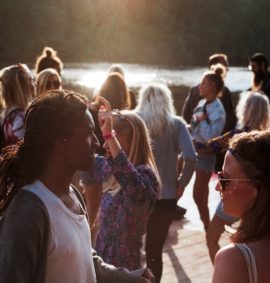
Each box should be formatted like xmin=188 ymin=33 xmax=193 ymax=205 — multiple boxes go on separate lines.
xmin=35 ymin=46 xmax=63 ymax=75
xmin=135 ymin=84 xmax=177 ymax=137
xmin=36 ymin=68 xmax=62 ymax=97
xmin=236 ymin=91 xmax=270 ymax=131
xmin=208 ymin=53 xmax=229 ymax=69
xmin=98 ymin=73 xmax=130 ymax=110
xmin=0 ymin=64 xmax=36 ymax=110
xmin=210 ymin=63 xmax=227 ymax=79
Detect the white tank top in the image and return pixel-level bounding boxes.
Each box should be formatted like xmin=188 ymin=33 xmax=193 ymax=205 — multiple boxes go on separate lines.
xmin=235 ymin=243 xmax=258 ymax=283
xmin=24 ymin=180 xmax=97 ymax=283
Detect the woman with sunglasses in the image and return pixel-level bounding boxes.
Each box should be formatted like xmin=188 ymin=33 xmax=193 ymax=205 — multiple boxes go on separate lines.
xmin=206 ymin=91 xmax=270 ymax=264
xmin=80 ymin=98 xmax=160 ymax=270
xmin=36 ymin=68 xmax=62 ymax=97
xmin=212 ymin=130 xmax=270 ymax=283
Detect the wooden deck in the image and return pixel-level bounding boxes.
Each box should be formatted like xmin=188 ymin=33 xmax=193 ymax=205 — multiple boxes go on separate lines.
xmin=157 ymin=220 xmax=230 ymax=283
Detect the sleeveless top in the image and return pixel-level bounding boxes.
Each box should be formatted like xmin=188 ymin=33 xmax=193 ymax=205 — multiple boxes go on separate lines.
xmin=234 ymin=243 xmax=258 ymax=283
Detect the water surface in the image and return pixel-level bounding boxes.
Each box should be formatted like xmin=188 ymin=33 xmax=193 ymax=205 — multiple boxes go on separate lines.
xmin=63 ymin=63 xmax=252 ymax=92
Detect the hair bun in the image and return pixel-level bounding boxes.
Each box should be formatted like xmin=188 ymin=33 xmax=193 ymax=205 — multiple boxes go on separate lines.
xmin=210 ymin=63 xmax=226 ymax=77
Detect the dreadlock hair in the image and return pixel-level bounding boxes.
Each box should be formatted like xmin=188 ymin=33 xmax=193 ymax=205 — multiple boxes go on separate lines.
xmin=0 ymin=89 xmax=87 ymax=215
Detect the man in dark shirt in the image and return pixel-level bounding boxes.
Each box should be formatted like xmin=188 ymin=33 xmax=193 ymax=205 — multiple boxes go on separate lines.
xmin=248 ymin=52 xmax=270 ymax=101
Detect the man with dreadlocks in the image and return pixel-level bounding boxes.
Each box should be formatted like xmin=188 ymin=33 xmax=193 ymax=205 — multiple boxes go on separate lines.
xmin=0 ymin=90 xmax=155 ymax=283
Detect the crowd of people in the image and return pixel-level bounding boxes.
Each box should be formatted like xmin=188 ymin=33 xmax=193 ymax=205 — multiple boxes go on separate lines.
xmin=0 ymin=47 xmax=269 ymax=283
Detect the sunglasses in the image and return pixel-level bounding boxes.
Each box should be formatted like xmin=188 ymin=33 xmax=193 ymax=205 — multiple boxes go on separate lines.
xmin=46 ymin=80 xmax=61 ymax=89
xmin=217 ymin=171 xmax=250 ymax=191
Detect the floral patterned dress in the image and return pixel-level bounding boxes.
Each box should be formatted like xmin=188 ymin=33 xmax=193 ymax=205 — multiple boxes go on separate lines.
xmin=83 ymin=151 xmax=159 ymax=270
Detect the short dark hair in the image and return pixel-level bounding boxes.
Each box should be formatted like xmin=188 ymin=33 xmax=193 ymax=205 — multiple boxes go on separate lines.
xmin=249 ymin=53 xmax=268 ymax=68
xmin=208 ymin=53 xmax=229 ymax=69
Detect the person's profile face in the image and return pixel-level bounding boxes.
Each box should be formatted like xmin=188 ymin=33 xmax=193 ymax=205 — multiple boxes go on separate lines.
xmin=199 ymin=76 xmax=215 ymax=98
xmin=65 ymin=110 xmax=99 ymax=171
xmin=248 ymin=61 xmax=260 ymax=74
xmin=216 ymin=151 xmax=258 ymax=218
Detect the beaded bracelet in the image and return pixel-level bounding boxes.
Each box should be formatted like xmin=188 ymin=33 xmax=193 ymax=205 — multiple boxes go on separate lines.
xmin=103 ymin=130 xmax=116 ymax=140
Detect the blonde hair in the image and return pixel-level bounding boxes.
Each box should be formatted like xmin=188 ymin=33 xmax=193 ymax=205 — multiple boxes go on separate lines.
xmin=135 ymin=84 xmax=176 ymax=137
xmin=35 ymin=46 xmax=63 ymax=75
xmin=104 ymin=110 xmax=160 ymax=196
xmin=36 ymin=68 xmax=61 ymax=97
xmin=236 ymin=91 xmax=270 ymax=131
xmin=0 ymin=64 xmax=35 ymax=110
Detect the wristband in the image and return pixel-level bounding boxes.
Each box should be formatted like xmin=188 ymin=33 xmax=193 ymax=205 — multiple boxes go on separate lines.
xmin=103 ymin=130 xmax=116 ymax=140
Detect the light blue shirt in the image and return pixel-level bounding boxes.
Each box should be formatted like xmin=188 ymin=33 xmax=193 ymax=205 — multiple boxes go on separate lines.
xmin=147 ymin=116 xmax=196 ymax=199
xmin=191 ymin=98 xmax=226 ymax=143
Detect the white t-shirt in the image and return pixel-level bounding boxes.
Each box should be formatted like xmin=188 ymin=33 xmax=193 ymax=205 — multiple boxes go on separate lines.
xmin=24 ymin=180 xmax=97 ymax=283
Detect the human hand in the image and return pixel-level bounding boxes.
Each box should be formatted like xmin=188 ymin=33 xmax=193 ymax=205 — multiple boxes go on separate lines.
xmin=194 ymin=112 xmax=206 ymax=122
xmin=88 ymin=96 xmax=111 ymax=112
xmin=98 ymin=110 xmax=113 ymax=136
xmin=138 ymin=268 xmax=156 ymax=283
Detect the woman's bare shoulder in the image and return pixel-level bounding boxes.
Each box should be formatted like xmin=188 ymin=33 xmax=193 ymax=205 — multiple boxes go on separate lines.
xmin=212 ymin=244 xmax=249 ymax=283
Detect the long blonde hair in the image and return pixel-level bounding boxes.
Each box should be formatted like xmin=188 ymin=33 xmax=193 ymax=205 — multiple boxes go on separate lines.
xmin=0 ymin=64 xmax=35 ymax=110
xmin=236 ymin=91 xmax=270 ymax=131
xmin=135 ymin=84 xmax=176 ymax=137
xmin=104 ymin=110 xmax=160 ymax=196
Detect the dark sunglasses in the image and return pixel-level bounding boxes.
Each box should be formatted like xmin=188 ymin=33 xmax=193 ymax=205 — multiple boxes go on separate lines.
xmin=217 ymin=171 xmax=250 ymax=191
xmin=46 ymin=80 xmax=61 ymax=89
